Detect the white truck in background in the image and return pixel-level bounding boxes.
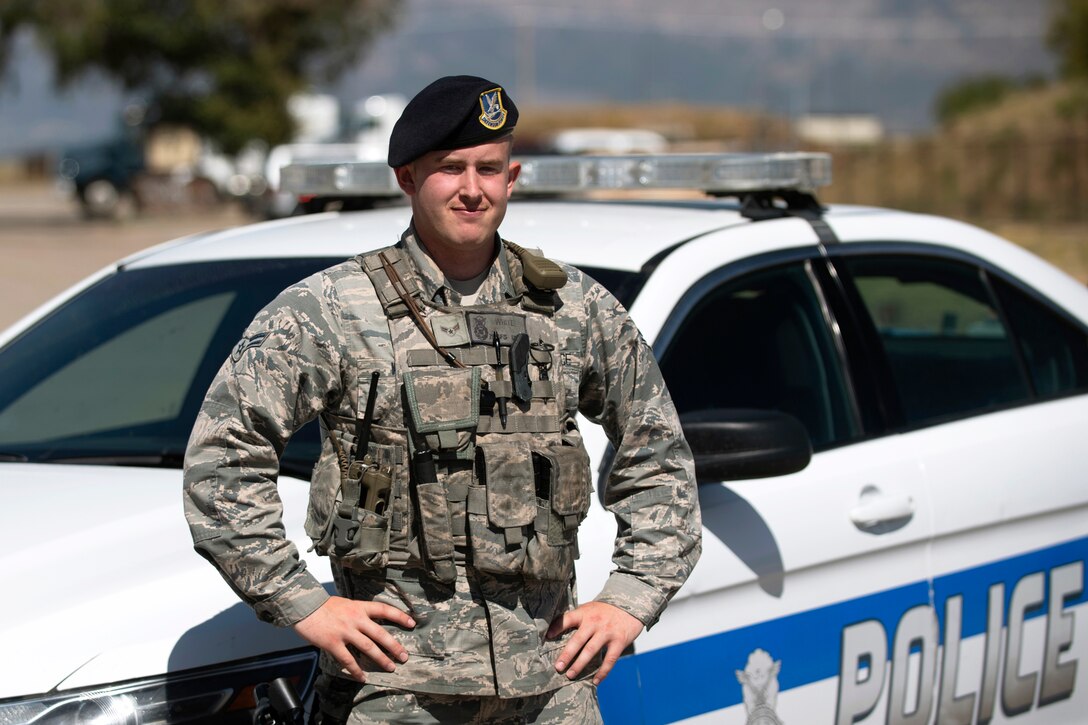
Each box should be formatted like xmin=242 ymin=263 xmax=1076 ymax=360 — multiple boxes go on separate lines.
xmin=259 ymin=93 xmax=406 ymax=218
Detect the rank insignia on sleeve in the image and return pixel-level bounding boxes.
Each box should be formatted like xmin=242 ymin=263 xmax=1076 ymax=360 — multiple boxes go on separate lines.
xmin=231 ymin=332 xmax=270 ymax=362
xmin=478 ymin=88 xmax=508 ymax=130
xmin=430 ymin=312 xmax=471 ymax=347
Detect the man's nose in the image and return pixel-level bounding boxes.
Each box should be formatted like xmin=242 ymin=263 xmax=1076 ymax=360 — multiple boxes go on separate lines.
xmin=460 ymin=169 xmax=483 ymax=199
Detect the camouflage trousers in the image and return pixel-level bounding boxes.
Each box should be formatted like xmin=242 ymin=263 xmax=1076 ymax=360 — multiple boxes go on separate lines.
xmin=311 ymin=674 xmax=602 ymax=724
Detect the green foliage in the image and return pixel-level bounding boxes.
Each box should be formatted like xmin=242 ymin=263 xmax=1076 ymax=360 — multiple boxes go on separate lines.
xmin=1049 ymin=0 xmax=1088 ymax=80
xmin=0 ymin=0 xmax=400 ymax=153
xmin=934 ymin=76 xmax=1018 ymax=125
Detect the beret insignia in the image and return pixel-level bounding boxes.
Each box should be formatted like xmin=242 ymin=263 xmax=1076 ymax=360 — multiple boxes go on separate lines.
xmin=478 ymin=88 xmax=508 ymax=131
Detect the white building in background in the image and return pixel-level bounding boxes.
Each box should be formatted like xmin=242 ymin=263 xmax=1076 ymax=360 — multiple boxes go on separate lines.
xmin=795 ymin=114 xmax=884 ymax=145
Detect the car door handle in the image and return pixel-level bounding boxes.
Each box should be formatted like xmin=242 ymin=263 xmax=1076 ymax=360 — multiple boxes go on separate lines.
xmin=849 ymin=485 xmax=914 ymax=531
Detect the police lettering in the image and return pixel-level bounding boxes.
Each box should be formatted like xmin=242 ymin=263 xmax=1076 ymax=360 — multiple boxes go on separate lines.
xmin=836 ymin=561 xmax=1082 ymax=725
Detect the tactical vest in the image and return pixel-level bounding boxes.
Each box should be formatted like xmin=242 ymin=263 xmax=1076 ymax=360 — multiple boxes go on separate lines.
xmin=307 ymin=243 xmax=592 ymax=584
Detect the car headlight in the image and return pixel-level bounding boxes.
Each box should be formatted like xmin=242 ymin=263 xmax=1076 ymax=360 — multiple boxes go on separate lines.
xmin=0 ymin=649 xmax=317 ymax=725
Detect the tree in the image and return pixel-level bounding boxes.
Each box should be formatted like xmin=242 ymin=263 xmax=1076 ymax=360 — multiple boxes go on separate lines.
xmin=1049 ymin=0 xmax=1088 ymax=81
xmin=0 ymin=0 xmax=401 ymax=154
xmin=933 ymin=76 xmax=1018 ymax=125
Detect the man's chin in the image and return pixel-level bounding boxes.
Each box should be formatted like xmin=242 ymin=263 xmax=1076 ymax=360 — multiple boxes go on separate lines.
xmin=448 ymin=225 xmax=498 ymax=249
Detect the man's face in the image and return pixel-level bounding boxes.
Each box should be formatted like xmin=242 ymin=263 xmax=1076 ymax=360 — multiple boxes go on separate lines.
xmin=396 ymin=138 xmax=521 ymax=258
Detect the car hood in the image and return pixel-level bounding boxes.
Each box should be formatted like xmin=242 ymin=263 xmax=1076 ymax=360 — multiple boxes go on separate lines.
xmin=0 ymin=463 xmax=330 ymax=699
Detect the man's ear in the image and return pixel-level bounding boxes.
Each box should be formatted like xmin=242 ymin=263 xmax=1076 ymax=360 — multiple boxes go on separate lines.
xmin=505 ymin=160 xmax=521 ymax=198
xmin=395 ymin=165 xmax=416 ymax=196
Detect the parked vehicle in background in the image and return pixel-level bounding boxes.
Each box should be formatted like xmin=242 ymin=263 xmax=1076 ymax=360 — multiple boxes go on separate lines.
xmin=55 ymin=105 xmax=239 ymax=219
xmin=3 ymin=153 xmax=1086 ymax=724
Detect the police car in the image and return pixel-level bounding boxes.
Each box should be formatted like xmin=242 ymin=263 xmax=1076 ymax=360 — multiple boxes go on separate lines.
xmin=0 ymin=153 xmax=1085 ymax=724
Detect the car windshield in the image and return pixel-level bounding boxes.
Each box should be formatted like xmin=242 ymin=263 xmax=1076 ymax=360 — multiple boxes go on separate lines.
xmin=0 ymin=257 xmax=642 ymax=472
xmin=0 ymin=258 xmax=334 ymax=475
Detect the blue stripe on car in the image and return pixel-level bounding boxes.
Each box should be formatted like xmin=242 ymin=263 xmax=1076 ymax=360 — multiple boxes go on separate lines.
xmin=599 ymin=536 xmax=1088 ymax=724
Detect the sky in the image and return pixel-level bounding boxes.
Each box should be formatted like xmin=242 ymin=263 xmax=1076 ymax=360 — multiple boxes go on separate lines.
xmin=0 ymin=0 xmax=1055 ymax=160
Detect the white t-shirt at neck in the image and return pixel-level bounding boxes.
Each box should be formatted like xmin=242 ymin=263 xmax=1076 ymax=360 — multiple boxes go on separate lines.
xmin=447 ymin=268 xmax=491 ymax=306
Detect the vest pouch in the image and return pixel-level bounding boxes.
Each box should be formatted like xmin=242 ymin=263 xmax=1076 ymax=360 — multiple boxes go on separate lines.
xmin=329 ymin=500 xmax=391 ymax=571
xmin=307 ymin=421 xmax=364 ymax=555
xmin=468 ymin=442 xmax=536 ymax=575
xmin=403 ymin=367 xmax=481 ymax=461
xmin=523 ymin=441 xmax=592 ymax=581
xmin=537 ymin=442 xmax=592 ymax=544
xmin=414 ymin=475 xmax=457 ymax=583
xmin=310 ymin=437 xmax=399 ymax=570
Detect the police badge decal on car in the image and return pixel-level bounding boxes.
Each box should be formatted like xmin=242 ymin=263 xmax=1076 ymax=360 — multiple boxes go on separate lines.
xmin=737 ymin=649 xmax=783 ymax=725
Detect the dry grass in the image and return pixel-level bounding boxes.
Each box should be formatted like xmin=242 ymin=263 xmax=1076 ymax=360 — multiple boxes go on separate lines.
xmin=981 ymin=219 xmax=1088 ymax=284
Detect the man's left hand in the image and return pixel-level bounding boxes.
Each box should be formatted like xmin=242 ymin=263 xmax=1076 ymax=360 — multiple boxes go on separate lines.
xmin=547 ymin=601 xmax=644 ymax=684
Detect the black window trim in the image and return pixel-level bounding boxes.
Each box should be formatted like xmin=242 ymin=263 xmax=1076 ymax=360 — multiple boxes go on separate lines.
xmin=822 ymin=240 xmax=1088 ymax=337
xmin=654 ymin=239 xmax=1088 ymax=460
xmin=652 ymin=244 xmax=870 ymax=453
xmin=824 ymin=240 xmax=1088 ymax=435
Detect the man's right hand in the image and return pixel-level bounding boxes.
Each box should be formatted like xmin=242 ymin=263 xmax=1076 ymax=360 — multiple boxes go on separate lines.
xmin=292 ymin=595 xmax=416 ymax=682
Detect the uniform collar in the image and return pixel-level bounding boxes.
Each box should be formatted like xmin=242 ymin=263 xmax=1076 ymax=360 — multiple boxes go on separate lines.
xmin=398 ymin=222 xmax=518 ymax=307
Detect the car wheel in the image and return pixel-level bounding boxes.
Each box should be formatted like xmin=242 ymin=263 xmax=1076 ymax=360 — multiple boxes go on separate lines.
xmin=80 ymin=179 xmax=123 ymax=219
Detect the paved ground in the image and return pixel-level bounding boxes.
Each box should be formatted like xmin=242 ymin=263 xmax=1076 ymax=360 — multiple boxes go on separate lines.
xmin=0 ymin=181 xmax=251 ymax=330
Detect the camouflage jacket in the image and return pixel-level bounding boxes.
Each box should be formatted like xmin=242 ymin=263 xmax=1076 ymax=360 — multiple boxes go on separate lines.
xmin=183 ymin=226 xmax=701 ymax=696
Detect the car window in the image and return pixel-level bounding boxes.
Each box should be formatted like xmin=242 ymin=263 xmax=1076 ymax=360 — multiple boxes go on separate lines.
xmin=839 ymin=255 xmax=1030 ymax=426
xmin=0 ymin=258 xmax=333 ymax=474
xmin=0 ymin=293 xmax=234 ymax=441
xmin=657 ymin=262 xmax=858 ymax=449
xmin=990 ymin=275 xmax=1088 ymax=398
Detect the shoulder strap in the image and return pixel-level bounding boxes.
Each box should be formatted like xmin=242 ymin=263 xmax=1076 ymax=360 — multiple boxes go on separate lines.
xmin=357 ymin=247 xmax=422 ymax=319
xmin=359 ymin=247 xmax=465 ymax=369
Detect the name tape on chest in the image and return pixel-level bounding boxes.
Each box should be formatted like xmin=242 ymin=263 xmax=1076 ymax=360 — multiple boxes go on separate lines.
xmin=467 ymin=312 xmax=528 ymax=346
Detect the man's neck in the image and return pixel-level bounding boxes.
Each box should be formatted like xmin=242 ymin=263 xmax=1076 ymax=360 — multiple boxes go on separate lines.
xmin=416 ymin=233 xmax=497 ymax=282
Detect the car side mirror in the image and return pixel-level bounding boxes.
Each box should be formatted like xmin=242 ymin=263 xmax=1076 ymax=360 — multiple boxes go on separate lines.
xmin=680 ymin=408 xmax=812 ymax=484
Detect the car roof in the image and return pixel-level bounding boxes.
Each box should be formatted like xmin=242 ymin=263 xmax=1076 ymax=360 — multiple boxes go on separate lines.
xmin=114 ymin=197 xmax=1088 ymax=328
xmin=121 ymin=199 xmax=895 ymax=273
xmin=121 ymin=200 xmax=756 ymax=272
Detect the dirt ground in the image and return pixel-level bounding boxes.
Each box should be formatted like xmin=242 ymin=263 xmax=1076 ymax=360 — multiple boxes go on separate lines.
xmin=1 ymin=180 xmax=1085 ymax=332
xmin=0 ymin=181 xmax=251 ymax=330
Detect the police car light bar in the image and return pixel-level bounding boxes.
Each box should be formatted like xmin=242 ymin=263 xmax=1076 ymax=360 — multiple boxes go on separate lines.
xmin=279 ymin=152 xmax=831 ymax=197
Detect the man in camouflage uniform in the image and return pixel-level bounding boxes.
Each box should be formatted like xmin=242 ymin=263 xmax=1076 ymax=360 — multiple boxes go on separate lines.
xmin=184 ymin=75 xmax=701 ymax=723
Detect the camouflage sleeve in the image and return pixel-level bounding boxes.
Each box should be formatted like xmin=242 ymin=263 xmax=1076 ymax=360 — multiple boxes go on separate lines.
xmin=183 ymin=273 xmax=344 ymax=627
xmin=575 ymin=273 xmax=702 ymax=629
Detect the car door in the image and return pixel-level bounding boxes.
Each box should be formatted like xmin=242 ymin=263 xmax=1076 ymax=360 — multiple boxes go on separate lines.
xmin=827 ymin=248 xmax=1088 ymax=725
xmin=592 ymin=221 xmax=937 ymax=725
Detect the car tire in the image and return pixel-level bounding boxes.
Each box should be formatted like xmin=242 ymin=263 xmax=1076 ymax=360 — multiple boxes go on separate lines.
xmin=80 ymin=179 xmax=125 ymax=219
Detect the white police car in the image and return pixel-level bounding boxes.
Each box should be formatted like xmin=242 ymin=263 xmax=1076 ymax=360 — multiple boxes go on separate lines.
xmin=0 ymin=154 xmax=1085 ymax=724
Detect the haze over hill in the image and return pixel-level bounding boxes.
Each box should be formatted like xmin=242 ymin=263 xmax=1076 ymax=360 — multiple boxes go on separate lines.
xmin=0 ymin=0 xmax=1054 ymax=159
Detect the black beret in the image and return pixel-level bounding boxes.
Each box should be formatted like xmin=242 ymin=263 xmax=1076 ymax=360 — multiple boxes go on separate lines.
xmin=388 ymin=75 xmax=519 ymax=167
